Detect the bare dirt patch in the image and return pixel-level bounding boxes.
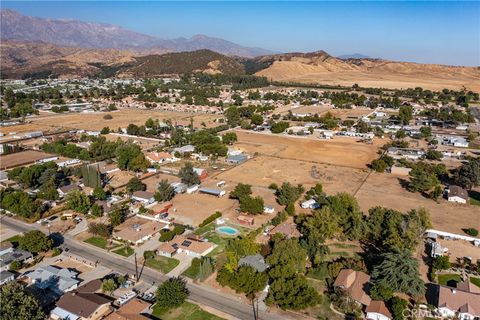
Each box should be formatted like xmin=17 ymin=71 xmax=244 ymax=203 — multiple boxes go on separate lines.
xmin=0 ymin=150 xmax=56 ymax=169
xmin=20 ymin=108 xmax=220 ymax=132
xmin=234 ymin=130 xmax=382 ymax=169
xmin=355 ymin=172 xmax=480 ymax=233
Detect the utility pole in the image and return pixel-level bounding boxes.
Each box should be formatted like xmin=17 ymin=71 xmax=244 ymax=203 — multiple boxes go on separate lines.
xmin=134 ymin=253 xmax=139 ymax=281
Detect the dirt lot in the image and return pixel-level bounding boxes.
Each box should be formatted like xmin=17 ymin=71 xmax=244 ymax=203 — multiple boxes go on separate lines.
xmin=142 ymin=173 xmax=181 ymax=193
xmin=0 ymin=150 xmax=58 ymax=169
xmin=14 ymin=108 xmax=221 ymax=132
xmin=214 ymin=156 xmax=367 ymax=196
xmin=355 ymin=172 xmax=480 ymax=233
xmin=233 ymin=130 xmax=382 ymax=169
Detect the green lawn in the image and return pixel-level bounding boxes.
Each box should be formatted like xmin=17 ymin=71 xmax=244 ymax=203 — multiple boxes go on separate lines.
xmin=182 ymin=262 xmax=200 ymax=279
xmin=152 ymin=301 xmax=224 ymax=320
xmin=438 ymin=274 xmax=462 ymax=286
xmin=470 ymin=197 xmax=480 ymax=206
xmin=113 ymin=246 xmax=134 ymax=257
xmin=145 ymin=256 xmax=179 ymax=274
xmin=471 ymin=277 xmax=480 ymax=287
xmin=84 ymin=237 xmax=108 ymax=249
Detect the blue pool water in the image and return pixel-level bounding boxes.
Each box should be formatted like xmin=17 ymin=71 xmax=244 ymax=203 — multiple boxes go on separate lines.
xmin=216 ymin=226 xmax=239 ymax=236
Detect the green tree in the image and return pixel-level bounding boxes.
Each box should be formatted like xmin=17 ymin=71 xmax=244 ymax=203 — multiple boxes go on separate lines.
xmin=88 ymin=222 xmax=111 ymax=237
xmin=224 ymin=106 xmax=241 ymax=127
xmin=222 ymin=132 xmax=238 ymax=145
xmin=239 ymin=196 xmax=264 ymax=215
xmin=154 ymin=179 xmax=175 ymax=202
xmin=178 ymin=162 xmax=200 ymax=186
xmin=390 ymin=297 xmax=408 ymax=320
xmin=0 ymin=282 xmax=45 ymax=320
xmin=425 ymin=150 xmax=442 ymax=161
xmin=266 ymin=274 xmax=320 ymax=310
xmin=372 ymin=250 xmax=425 ymax=297
xmin=250 ymin=113 xmax=264 ymax=125
xmin=66 ymin=190 xmax=91 ymax=214
xmin=371 ymin=159 xmax=388 ymax=172
xmin=275 ymin=182 xmax=304 ymax=206
xmin=432 ymin=255 xmax=451 ymax=271
xmin=398 ymin=105 xmax=413 ymax=125
xmin=101 ymin=279 xmax=118 ymax=294
xmin=419 ymin=126 xmax=432 ymax=138
xmin=116 ymin=143 xmax=148 ymax=171
xmin=18 ymin=230 xmax=53 ymax=254
xmin=270 ymin=121 xmax=290 ymax=134
xmin=108 ymin=207 xmax=127 ymax=227
xmin=90 ymin=203 xmax=103 ymax=217
xmin=155 ymin=277 xmax=189 ymax=309
xmin=93 ymin=187 xmax=107 ymax=200
xmin=126 ymin=177 xmax=146 ymax=193
xmin=455 ymin=158 xmax=480 ymax=190
xmin=229 ymin=183 xmax=252 ymax=200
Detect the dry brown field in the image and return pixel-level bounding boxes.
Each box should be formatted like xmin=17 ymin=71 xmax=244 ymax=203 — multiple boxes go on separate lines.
xmin=2 ymin=108 xmax=220 ymax=134
xmin=355 ymin=172 xmax=480 ymax=234
xmin=233 ymin=130 xmax=383 ymax=169
xmin=142 ymin=173 xmax=180 ymax=193
xmin=0 ymin=150 xmax=57 ymax=169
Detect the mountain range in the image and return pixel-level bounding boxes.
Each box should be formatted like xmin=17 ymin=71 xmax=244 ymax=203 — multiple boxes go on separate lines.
xmin=0 ymin=9 xmax=272 ymax=57
xmin=1 ymin=9 xmax=479 ymax=91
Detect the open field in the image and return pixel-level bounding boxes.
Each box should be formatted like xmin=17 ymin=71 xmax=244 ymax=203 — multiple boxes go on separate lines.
xmin=142 ymin=173 xmax=180 ymax=193
xmin=356 ymin=172 xmax=480 ymax=233
xmin=214 ymin=156 xmax=367 ymax=195
xmin=2 ymin=108 xmax=220 ymax=133
xmin=0 ymin=150 xmax=57 ymax=169
xmin=233 ymin=130 xmax=383 ymax=169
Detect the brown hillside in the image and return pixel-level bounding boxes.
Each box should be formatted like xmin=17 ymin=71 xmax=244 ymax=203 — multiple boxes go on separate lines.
xmin=255 ymin=52 xmax=480 ymax=91
xmin=121 ymin=49 xmax=245 ymax=77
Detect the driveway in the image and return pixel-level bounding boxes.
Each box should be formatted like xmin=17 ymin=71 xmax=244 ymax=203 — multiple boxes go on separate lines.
xmin=167 ymin=253 xmax=194 ymax=277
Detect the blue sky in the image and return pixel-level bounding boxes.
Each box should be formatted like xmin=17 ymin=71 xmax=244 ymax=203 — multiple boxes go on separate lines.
xmin=3 ymin=1 xmax=479 ymax=66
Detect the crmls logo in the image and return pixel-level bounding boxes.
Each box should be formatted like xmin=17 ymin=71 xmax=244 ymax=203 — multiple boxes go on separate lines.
xmin=402 ymin=308 xmax=432 ymax=319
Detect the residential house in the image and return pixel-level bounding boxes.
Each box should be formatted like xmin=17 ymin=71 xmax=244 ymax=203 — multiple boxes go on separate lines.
xmin=447 ymin=186 xmax=469 ymax=204
xmin=131 ymin=191 xmax=155 ymax=204
xmin=145 ymin=152 xmax=177 ymax=164
xmin=226 ymin=154 xmax=248 ymax=165
xmin=50 ymin=280 xmax=113 ymax=320
xmin=333 ymin=269 xmax=371 ymax=307
xmin=0 ymin=245 xmax=33 ymax=272
xmin=57 ymin=184 xmax=80 ymax=198
xmin=238 ymin=254 xmax=269 ymax=272
xmin=173 ymin=145 xmax=195 ymax=155
xmin=113 ymin=220 xmax=167 ymax=245
xmin=269 ymin=222 xmax=301 ymax=239
xmin=157 ymin=235 xmax=216 ymax=258
xmin=433 ymin=282 xmax=480 ymax=319
xmin=366 ymin=300 xmax=392 ymax=320
xmin=193 ymin=168 xmax=208 ymax=180
xmin=0 ymin=270 xmax=15 ymax=285
xmin=25 ymin=265 xmax=80 ymax=295
xmin=104 ymin=298 xmax=151 ymax=320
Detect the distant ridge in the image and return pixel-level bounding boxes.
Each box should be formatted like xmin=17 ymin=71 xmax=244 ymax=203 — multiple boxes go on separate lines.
xmin=0 ymin=9 xmax=273 ymax=57
xmin=338 ymin=53 xmax=371 ymax=59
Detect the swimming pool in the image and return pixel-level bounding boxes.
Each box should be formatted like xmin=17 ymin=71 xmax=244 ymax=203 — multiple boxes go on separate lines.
xmin=216 ymin=226 xmax=239 ymax=236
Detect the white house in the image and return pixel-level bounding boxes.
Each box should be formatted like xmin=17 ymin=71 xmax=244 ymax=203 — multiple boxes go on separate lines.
xmin=131 ymin=191 xmax=155 ymax=204
xmin=366 ymin=301 xmax=392 ymax=320
xmin=447 ymin=186 xmax=469 ymax=204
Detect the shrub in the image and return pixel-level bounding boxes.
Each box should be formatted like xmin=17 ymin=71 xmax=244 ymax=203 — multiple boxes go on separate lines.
xmin=199 ymin=211 xmax=222 ymax=227
xmin=463 ymin=228 xmax=479 ymax=237
xmin=103 ymin=114 xmax=113 ymax=120
xmin=52 ymin=247 xmax=62 ymax=257
xmin=159 ymin=230 xmax=175 ymax=242
xmin=143 ymin=250 xmax=156 ymax=260
xmin=173 ymin=225 xmax=185 ymax=235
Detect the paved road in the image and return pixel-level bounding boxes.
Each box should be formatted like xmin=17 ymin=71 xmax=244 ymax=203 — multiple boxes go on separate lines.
xmin=1 ymin=216 xmax=287 ymax=320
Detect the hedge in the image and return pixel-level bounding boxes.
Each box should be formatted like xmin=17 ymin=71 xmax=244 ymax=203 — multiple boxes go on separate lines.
xmin=199 ymin=211 xmax=222 ymax=227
